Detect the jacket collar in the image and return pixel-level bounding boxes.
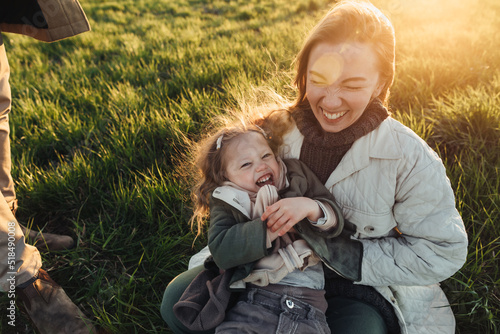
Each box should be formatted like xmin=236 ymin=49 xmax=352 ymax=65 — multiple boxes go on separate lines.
xmin=323 ymin=118 xmax=402 ymax=188
xmin=212 ymin=186 xmax=253 ymax=219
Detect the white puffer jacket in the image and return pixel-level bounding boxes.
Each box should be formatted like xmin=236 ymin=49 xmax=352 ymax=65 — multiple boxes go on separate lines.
xmin=281 ymin=117 xmax=468 ymax=334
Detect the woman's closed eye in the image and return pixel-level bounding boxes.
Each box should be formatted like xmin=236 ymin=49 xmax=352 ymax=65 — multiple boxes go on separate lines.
xmin=310 ymin=80 xmax=328 ymax=87
xmin=344 ymin=85 xmax=363 ymax=91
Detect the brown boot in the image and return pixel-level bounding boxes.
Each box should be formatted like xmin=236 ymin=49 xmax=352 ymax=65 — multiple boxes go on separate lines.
xmin=20 ymin=224 xmax=75 ymax=251
xmin=16 ymin=269 xmax=96 ymax=334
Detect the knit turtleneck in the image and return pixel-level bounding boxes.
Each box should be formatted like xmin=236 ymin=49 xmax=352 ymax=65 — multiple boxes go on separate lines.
xmin=292 ymin=99 xmax=389 ymax=184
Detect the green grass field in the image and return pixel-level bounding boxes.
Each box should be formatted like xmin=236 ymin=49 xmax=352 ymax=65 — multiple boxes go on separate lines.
xmin=1 ymin=0 xmax=499 ymax=332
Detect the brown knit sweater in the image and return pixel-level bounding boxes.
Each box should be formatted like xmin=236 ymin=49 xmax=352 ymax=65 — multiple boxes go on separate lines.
xmin=292 ymin=99 xmax=390 ymax=184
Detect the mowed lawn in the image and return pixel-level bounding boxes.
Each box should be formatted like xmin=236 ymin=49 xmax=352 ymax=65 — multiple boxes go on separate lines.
xmin=0 ymin=0 xmax=498 ymax=333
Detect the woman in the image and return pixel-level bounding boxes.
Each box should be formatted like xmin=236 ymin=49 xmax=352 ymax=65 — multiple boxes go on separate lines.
xmin=161 ymin=1 xmax=468 ymax=333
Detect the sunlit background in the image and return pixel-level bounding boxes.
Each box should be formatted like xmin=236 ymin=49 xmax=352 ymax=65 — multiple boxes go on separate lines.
xmin=1 ymin=0 xmax=498 ymax=332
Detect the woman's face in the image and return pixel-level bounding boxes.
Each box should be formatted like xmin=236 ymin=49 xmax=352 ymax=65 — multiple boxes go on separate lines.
xmin=306 ymin=41 xmax=384 ymax=133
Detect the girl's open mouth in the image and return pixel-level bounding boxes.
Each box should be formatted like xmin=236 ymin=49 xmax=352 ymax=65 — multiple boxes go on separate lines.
xmin=256 ymin=174 xmax=274 ymax=187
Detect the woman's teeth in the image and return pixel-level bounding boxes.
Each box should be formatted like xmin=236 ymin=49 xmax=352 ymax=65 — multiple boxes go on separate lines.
xmin=323 ymin=110 xmax=347 ymax=120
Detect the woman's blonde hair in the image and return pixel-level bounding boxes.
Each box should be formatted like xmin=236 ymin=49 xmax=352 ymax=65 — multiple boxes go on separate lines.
xmin=293 ymin=0 xmax=395 ymax=109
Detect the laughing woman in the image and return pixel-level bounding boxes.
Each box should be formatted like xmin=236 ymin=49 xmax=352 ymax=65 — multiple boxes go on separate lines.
xmin=161 ymin=1 xmax=468 ymax=333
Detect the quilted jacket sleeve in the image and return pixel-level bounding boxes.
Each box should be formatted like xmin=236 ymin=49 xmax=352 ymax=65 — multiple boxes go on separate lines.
xmin=357 ymin=134 xmax=468 ymax=286
xmin=208 ymin=197 xmax=268 ymax=270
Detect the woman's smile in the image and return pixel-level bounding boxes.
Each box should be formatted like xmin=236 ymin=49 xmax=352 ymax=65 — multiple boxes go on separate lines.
xmin=321 ymin=107 xmax=348 ymax=121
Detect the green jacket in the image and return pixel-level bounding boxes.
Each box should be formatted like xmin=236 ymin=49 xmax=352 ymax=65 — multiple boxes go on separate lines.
xmin=0 ymin=0 xmax=90 ymax=42
xmin=208 ymin=159 xmax=363 ymax=288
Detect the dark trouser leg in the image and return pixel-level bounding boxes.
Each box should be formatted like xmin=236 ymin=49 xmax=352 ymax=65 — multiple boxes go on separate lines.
xmin=161 ymin=265 xmax=215 ymax=334
xmin=325 ymin=296 xmax=388 ymax=334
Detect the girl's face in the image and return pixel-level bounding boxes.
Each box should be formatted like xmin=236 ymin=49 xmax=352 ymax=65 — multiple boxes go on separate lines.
xmin=224 ymin=132 xmax=281 ymax=193
xmin=306 ymin=41 xmax=384 ymax=133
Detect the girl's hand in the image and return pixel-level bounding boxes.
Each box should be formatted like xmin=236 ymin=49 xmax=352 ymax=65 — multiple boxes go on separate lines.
xmin=261 ymin=197 xmax=323 ymax=236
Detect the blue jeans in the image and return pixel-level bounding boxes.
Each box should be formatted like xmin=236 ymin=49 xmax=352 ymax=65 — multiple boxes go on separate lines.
xmin=216 ymin=287 xmax=330 ymax=334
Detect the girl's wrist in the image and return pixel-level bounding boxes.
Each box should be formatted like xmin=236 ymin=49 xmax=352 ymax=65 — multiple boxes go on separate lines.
xmin=309 ymin=200 xmax=337 ymax=229
xmin=307 ymin=199 xmax=324 ymax=222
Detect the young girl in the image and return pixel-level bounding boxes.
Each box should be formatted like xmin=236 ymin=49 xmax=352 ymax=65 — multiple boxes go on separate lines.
xmin=182 ymin=120 xmax=361 ymax=333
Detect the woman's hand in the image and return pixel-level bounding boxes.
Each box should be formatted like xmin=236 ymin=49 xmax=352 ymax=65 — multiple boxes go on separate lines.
xmin=261 ymin=197 xmax=323 ymax=236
